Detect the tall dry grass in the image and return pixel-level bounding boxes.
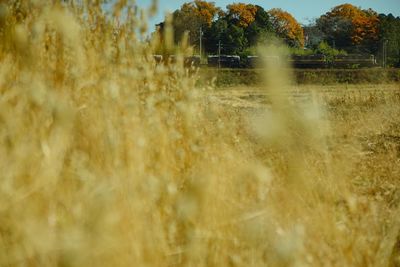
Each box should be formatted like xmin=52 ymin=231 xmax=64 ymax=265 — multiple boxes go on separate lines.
xmin=0 ymin=1 xmax=399 ymax=266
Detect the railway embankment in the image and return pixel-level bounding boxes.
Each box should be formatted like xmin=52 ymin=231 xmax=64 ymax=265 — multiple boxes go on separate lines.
xmin=198 ymin=68 xmax=400 ymax=87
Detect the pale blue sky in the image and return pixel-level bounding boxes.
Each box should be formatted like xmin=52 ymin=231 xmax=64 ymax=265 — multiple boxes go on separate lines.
xmin=136 ymin=0 xmax=400 ymax=29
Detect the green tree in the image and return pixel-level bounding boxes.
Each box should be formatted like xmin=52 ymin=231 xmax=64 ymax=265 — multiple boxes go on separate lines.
xmin=303 ymin=23 xmax=325 ymax=49
xmin=171 ymin=1 xmax=220 ymax=49
xmin=315 ymin=41 xmax=346 ymax=63
xmin=245 ymin=5 xmax=273 ymax=46
xmin=204 ymin=4 xmax=273 ymax=54
xmin=204 ymin=19 xmax=247 ymax=55
xmin=204 ymin=18 xmax=228 ymax=53
xmin=378 ymin=14 xmax=400 ymax=67
xmin=223 ymin=24 xmax=248 ymax=54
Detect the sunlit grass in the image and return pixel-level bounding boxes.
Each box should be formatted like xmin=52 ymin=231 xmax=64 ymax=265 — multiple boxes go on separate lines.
xmin=0 ymin=1 xmax=399 ymax=266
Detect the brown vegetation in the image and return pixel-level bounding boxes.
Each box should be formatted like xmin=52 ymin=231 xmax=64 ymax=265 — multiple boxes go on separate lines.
xmin=0 ymin=1 xmax=399 ymax=266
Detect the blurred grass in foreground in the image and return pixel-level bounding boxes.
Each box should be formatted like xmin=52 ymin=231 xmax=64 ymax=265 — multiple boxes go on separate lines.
xmin=0 ymin=1 xmax=399 ymax=266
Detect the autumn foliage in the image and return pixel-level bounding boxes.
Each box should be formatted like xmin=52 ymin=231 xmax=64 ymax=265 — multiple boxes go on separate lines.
xmin=226 ymin=3 xmax=258 ymax=27
xmin=318 ymin=4 xmax=379 ymax=45
xmin=180 ymin=0 xmax=221 ymax=27
xmin=166 ymin=1 xmax=395 ymax=59
xmin=268 ymin=8 xmax=305 ymax=48
xmin=171 ymin=1 xmax=221 ymax=49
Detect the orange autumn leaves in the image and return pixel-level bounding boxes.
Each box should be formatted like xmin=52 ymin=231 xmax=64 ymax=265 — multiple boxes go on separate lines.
xmin=226 ymin=3 xmax=258 ymax=27
xmin=225 ymin=4 xmax=304 ymax=47
xmin=172 ymin=1 xmax=380 ymax=50
xmin=268 ymin=8 xmax=305 ymax=48
xmin=320 ymin=4 xmax=379 ymax=45
xmin=180 ymin=0 xmax=221 ymax=27
xmin=174 ymin=1 xmax=305 ymax=48
xmin=223 ymin=3 xmax=379 ymax=48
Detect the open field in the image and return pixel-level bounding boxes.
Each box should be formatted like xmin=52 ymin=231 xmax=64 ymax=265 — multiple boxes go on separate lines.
xmin=206 ymin=83 xmax=400 ymax=266
xmin=210 ymin=84 xmax=400 ymax=107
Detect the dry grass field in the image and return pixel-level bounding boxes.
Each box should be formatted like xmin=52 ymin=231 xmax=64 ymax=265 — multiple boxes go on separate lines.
xmin=209 ymin=83 xmax=400 ymax=266
xmin=0 ymin=1 xmax=400 ymax=267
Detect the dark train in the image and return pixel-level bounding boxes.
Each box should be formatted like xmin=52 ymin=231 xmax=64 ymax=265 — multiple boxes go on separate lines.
xmin=289 ymin=55 xmax=327 ymax=68
xmin=246 ymin=56 xmax=280 ymax=68
xmin=207 ymin=55 xmax=241 ymax=68
xmin=329 ymin=54 xmax=377 ymax=68
xmin=154 ymin=54 xmax=378 ymax=69
xmin=152 ymin=55 xmax=201 ymax=68
xmin=246 ymin=54 xmax=377 ymax=69
xmin=185 ymin=56 xmax=201 ymax=67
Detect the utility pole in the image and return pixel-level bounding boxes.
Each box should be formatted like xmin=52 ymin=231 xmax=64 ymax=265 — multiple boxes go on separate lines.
xmin=382 ymin=39 xmax=385 ymax=68
xmin=218 ymin=40 xmax=222 ymax=69
xmin=381 ymin=39 xmax=390 ymax=68
xmin=199 ymin=27 xmax=203 ymax=62
xmin=383 ymin=39 xmax=388 ymax=68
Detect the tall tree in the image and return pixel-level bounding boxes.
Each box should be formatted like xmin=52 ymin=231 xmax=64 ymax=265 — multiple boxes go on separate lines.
xmin=378 ymin=14 xmax=400 ymax=66
xmin=316 ymin=4 xmax=379 ymax=53
xmin=303 ymin=22 xmax=325 ymax=49
xmin=268 ymin=8 xmax=304 ymax=48
xmin=245 ymin=5 xmax=273 ymax=46
xmin=204 ymin=18 xmax=228 ymax=53
xmin=204 ymin=4 xmax=273 ymax=54
xmin=226 ymin=3 xmax=257 ymax=28
xmin=172 ymin=1 xmax=221 ymax=47
xmin=204 ymin=17 xmax=247 ymax=55
xmin=224 ymin=24 xmax=248 ymax=54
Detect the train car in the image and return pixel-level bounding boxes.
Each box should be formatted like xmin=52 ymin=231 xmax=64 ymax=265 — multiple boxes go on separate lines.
xmin=207 ymin=56 xmax=219 ymax=67
xmin=184 ymin=56 xmax=201 ymax=68
xmin=331 ymin=54 xmax=376 ymax=68
xmin=246 ymin=56 xmax=281 ymax=68
xmin=207 ymin=55 xmax=241 ymax=68
xmin=158 ymin=53 xmax=378 ymax=69
xmin=153 ymin=55 xmax=201 ymax=68
xmin=246 ymin=56 xmax=260 ymax=68
xmin=290 ymin=54 xmax=327 ymax=68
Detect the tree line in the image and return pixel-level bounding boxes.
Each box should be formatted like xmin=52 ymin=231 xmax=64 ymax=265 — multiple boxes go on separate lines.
xmin=156 ymin=1 xmax=400 ymax=67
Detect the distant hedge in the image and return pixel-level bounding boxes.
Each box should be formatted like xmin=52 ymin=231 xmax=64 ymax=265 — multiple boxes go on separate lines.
xmin=198 ymin=68 xmax=400 ymax=87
